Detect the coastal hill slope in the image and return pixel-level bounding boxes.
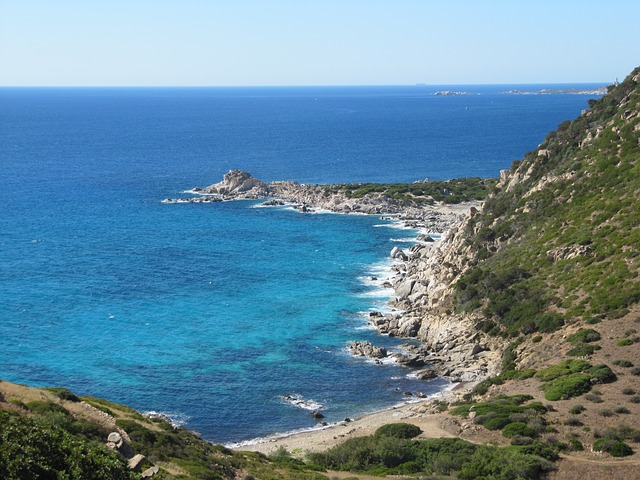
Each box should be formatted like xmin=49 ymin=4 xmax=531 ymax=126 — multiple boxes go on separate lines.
xmin=393 ymin=67 xmax=640 ymax=356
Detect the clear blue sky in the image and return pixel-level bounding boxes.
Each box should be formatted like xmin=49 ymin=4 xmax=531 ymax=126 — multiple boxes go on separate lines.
xmin=1 ymin=0 xmax=638 ymax=86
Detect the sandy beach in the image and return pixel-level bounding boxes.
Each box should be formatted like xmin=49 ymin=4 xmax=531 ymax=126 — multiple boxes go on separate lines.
xmin=232 ymin=383 xmax=474 ymax=455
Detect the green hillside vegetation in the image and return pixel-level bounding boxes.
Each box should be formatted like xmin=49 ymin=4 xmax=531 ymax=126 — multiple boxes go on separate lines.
xmin=455 ymin=68 xmax=640 ymax=337
xmin=327 ymin=177 xmax=496 ymax=204
xmin=0 ymin=382 xmax=327 ymax=480
xmin=307 ymin=423 xmax=557 ymax=479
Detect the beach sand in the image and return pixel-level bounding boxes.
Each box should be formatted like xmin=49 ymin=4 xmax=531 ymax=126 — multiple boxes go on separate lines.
xmin=233 ymin=383 xmax=474 ymax=455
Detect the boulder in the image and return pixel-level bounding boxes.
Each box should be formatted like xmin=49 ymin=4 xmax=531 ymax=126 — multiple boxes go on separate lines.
xmin=390 ymin=246 xmax=408 ymax=261
xmin=141 ymin=466 xmax=160 ymax=478
xmin=128 ymin=454 xmax=146 ymax=472
xmin=349 ymin=341 xmax=388 ymax=359
xmin=415 ymin=368 xmax=438 ymax=380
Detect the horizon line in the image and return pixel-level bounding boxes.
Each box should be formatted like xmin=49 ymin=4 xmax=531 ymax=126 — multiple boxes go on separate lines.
xmin=0 ymin=81 xmax=612 ymax=89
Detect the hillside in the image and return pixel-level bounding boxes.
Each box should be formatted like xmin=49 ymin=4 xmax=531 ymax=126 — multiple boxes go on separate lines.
xmin=456 ymin=68 xmax=640 ymax=336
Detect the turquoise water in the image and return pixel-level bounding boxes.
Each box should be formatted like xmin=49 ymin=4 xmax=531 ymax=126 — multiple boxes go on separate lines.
xmin=0 ymin=85 xmax=601 ymax=443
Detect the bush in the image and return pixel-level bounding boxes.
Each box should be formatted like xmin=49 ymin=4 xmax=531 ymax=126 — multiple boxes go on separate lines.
xmin=622 ymin=388 xmax=636 ymax=395
xmin=564 ymin=417 xmax=583 ymax=427
xmin=585 ymin=393 xmax=603 ymax=403
xmin=616 ymin=338 xmax=634 ymax=346
xmin=589 ymin=364 xmax=617 ymax=384
xmin=629 ymin=395 xmax=640 ymax=404
xmin=0 ymin=410 xmax=134 ymax=480
xmin=593 ymin=438 xmax=634 ymax=457
xmin=568 ymin=437 xmax=584 ymax=451
xmin=45 ymin=388 xmax=81 ymax=403
xmin=374 ymin=423 xmax=422 ymax=439
xmin=542 ymin=373 xmax=592 ymax=401
xmin=630 ymin=367 xmax=640 ymax=376
xmin=569 ymin=405 xmax=585 ymax=414
xmin=613 ymin=359 xmax=634 ymax=368
xmin=567 ymin=329 xmax=601 ymax=344
xmin=502 ymin=422 xmax=537 ymax=438
xmin=25 ymin=400 xmax=70 ymax=417
xmin=614 ymin=406 xmax=630 ymax=414
xmin=536 ymin=360 xmax=591 ymax=382
xmin=567 ymin=344 xmax=601 ymax=356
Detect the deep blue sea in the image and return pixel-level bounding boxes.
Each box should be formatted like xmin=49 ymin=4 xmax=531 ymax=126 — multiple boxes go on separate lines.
xmin=0 ymin=84 xmax=602 ymax=444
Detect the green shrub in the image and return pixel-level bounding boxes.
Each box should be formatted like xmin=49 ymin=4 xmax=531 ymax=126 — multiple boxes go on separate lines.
xmin=0 ymin=410 xmax=135 ymax=480
xmin=502 ymin=422 xmax=537 ymax=439
xmin=589 ymin=364 xmax=617 ymax=384
xmin=567 ymin=328 xmax=601 ymax=344
xmin=593 ymin=438 xmax=634 ymax=457
xmin=542 ymin=373 xmax=592 ymax=401
xmin=482 ymin=415 xmax=512 ymax=431
xmin=567 ymin=344 xmax=601 ymax=356
xmin=616 ymin=338 xmax=634 ymax=346
xmin=622 ymin=388 xmax=636 ymax=395
xmin=45 ymin=388 xmax=81 ymax=403
xmin=568 ymin=437 xmax=584 ymax=451
xmin=535 ymin=360 xmax=591 ymax=382
xmin=25 ymin=400 xmax=69 ymax=416
xmin=614 ymin=406 xmax=630 ymax=414
xmin=374 ymin=423 xmax=422 ymax=439
xmin=614 ymin=359 xmax=634 ymax=367
xmin=569 ymin=405 xmax=585 ymax=414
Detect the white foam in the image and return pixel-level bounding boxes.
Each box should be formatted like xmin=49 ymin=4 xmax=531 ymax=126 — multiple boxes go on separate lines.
xmin=225 ymin=422 xmax=334 ymax=449
xmin=280 ymin=394 xmax=323 ymax=411
xmin=390 ymin=237 xmax=419 ymax=243
xmin=143 ymin=410 xmax=190 ymax=428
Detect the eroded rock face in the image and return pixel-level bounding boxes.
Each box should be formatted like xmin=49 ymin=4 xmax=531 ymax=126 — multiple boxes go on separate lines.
xmin=202 ymin=170 xmax=268 ymax=198
xmin=375 ymin=214 xmax=505 ymax=383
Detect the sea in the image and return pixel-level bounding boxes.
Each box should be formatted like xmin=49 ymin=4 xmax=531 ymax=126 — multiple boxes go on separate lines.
xmin=0 ymin=84 xmax=604 ymax=444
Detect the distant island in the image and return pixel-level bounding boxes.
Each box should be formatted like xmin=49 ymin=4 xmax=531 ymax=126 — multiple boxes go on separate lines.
xmin=504 ymin=86 xmax=608 ymax=95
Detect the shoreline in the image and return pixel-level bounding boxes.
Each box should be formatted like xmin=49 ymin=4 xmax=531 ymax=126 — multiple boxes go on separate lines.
xmin=167 ymin=170 xmax=497 ymax=451
xmin=224 ymin=197 xmax=477 ymax=453
xmin=231 ymin=381 xmax=475 ymax=454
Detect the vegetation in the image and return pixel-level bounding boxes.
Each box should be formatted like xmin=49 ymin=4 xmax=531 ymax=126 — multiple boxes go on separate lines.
xmin=453 ymin=68 xmax=640 ymax=336
xmin=534 ymin=360 xmax=616 ymax=401
xmin=307 ymin=429 xmax=556 ymax=479
xmin=0 ymin=410 xmax=135 ymax=480
xmin=326 ymin=177 xmax=496 ymax=205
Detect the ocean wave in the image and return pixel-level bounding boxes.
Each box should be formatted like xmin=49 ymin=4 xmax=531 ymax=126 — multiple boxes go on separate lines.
xmin=389 ymin=237 xmax=419 ymax=243
xmin=142 ymin=410 xmax=190 ymax=428
xmin=224 ymin=422 xmax=333 ymax=449
xmin=280 ymin=394 xmax=323 ymax=411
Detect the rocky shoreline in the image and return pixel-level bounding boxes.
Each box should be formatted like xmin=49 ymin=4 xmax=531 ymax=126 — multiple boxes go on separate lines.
xmin=166 ymin=170 xmax=504 ymax=386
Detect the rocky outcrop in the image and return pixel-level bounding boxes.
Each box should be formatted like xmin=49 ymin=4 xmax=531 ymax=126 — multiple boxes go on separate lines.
xmin=164 ymin=171 xmax=478 ymax=232
xmin=349 ymin=341 xmax=388 ymax=359
xmin=201 ymin=170 xmax=269 ymax=198
xmin=373 ymin=213 xmax=506 ymax=383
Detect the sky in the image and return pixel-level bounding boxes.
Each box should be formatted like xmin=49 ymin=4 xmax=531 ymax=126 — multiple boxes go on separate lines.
xmin=0 ymin=0 xmax=638 ymax=86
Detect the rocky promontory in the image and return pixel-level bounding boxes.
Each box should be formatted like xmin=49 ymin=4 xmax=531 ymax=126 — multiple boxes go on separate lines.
xmin=164 ymin=169 xmax=483 ymax=232
xmin=165 ymin=170 xmax=502 ymax=384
